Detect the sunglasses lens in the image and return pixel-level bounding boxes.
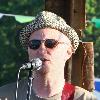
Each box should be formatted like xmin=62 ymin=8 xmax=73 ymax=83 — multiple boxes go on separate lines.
xmin=29 ymin=39 xmax=58 ymax=50
xmin=45 ymin=39 xmax=58 ymax=48
xmin=29 ymin=40 xmax=41 ymax=50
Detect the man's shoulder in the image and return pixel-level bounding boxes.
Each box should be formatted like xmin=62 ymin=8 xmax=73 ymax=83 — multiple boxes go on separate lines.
xmin=0 ymin=79 xmax=27 ymax=100
xmin=0 ymin=82 xmax=16 ymax=100
xmin=0 ymin=82 xmax=16 ymax=95
xmin=74 ymin=86 xmax=97 ymax=100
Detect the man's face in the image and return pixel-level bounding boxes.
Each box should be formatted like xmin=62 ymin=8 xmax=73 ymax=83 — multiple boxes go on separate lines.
xmin=28 ymin=28 xmax=72 ymax=75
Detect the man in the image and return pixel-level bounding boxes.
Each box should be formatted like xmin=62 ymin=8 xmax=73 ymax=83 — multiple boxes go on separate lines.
xmin=0 ymin=11 xmax=96 ymax=100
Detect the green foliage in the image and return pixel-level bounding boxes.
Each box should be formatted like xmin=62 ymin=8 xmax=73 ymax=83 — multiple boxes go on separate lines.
xmin=0 ymin=0 xmax=45 ymax=86
xmin=85 ymin=0 xmax=100 ymax=77
xmin=91 ymin=18 xmax=100 ymax=28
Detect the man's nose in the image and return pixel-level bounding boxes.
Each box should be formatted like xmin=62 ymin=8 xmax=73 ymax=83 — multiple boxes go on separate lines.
xmin=38 ymin=42 xmax=47 ymax=53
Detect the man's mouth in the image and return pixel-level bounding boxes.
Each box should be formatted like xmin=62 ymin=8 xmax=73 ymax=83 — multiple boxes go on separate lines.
xmin=40 ymin=58 xmax=50 ymax=62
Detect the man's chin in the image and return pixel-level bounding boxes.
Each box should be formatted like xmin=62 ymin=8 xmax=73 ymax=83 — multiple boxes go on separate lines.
xmin=37 ymin=65 xmax=50 ymax=75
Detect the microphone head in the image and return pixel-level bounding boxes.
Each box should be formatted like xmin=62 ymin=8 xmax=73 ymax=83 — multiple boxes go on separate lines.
xmin=31 ymin=58 xmax=42 ymax=70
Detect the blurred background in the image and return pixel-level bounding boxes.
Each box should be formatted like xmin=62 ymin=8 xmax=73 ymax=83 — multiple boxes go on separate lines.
xmin=0 ymin=0 xmax=100 ymax=95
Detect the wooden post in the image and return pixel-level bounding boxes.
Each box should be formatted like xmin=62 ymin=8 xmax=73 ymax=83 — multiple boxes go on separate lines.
xmin=45 ymin=0 xmax=71 ymax=24
xmin=70 ymin=0 xmax=85 ymax=37
xmin=82 ymin=42 xmax=95 ymax=91
xmin=71 ymin=42 xmax=95 ymax=91
xmin=71 ymin=42 xmax=85 ymax=87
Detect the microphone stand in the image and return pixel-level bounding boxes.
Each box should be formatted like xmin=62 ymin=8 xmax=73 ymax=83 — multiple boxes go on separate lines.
xmin=26 ymin=63 xmax=33 ymax=100
xmin=15 ymin=58 xmax=42 ymax=100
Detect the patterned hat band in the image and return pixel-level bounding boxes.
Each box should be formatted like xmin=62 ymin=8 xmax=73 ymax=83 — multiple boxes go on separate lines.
xmin=19 ymin=11 xmax=79 ymax=52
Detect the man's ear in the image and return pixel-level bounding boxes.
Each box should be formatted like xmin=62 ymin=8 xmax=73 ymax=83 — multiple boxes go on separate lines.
xmin=66 ymin=46 xmax=73 ymax=60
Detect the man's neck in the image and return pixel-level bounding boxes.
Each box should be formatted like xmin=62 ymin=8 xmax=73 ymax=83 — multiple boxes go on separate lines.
xmin=32 ymin=72 xmax=65 ymax=98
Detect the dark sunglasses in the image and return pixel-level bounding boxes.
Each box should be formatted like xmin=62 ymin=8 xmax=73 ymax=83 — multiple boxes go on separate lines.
xmin=28 ymin=39 xmax=66 ymax=50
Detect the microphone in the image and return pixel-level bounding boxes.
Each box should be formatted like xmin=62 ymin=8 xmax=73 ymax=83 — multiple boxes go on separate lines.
xmin=21 ymin=58 xmax=42 ymax=70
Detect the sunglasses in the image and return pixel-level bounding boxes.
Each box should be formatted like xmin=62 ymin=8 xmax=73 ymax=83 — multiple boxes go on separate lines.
xmin=28 ymin=39 xmax=66 ymax=50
